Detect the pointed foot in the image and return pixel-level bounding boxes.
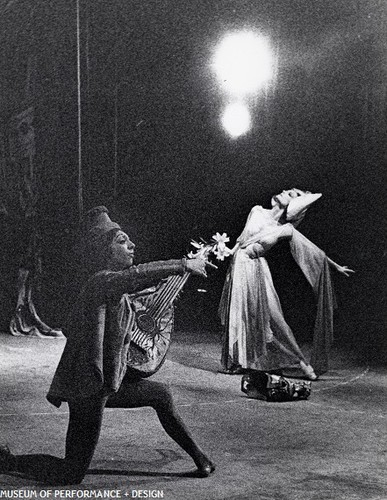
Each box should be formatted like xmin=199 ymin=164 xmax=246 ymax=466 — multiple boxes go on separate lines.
xmin=193 ymin=462 xmax=216 ymax=478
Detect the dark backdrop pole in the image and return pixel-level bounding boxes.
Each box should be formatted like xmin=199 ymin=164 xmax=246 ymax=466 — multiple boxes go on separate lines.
xmin=113 ymin=0 xmax=119 ymax=208
xmin=76 ymin=0 xmax=83 ymax=221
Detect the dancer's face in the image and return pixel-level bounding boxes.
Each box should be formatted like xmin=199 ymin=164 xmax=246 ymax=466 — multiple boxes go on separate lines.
xmin=107 ymin=230 xmax=135 ymax=270
xmin=272 ymin=189 xmax=301 ymax=208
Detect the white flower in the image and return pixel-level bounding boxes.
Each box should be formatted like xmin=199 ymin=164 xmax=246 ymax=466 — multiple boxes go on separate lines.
xmin=189 ymin=233 xmax=233 ymax=261
xmin=212 ymin=232 xmax=230 ymax=245
xmin=190 ymin=240 xmax=212 ymax=257
xmin=208 ymin=232 xmax=232 ymax=260
xmin=213 ymin=245 xmax=233 ymax=261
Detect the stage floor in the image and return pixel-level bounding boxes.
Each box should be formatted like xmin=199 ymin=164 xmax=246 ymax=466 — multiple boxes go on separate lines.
xmin=0 ymin=330 xmax=386 ymax=499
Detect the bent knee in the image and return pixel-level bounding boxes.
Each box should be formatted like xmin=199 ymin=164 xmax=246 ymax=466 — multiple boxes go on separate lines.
xmin=146 ymin=381 xmax=174 ymax=408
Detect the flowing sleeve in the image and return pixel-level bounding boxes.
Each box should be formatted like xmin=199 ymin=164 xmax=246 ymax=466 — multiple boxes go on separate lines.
xmin=289 ymin=229 xmax=337 ymax=375
xmin=289 ymin=229 xmax=326 ymax=291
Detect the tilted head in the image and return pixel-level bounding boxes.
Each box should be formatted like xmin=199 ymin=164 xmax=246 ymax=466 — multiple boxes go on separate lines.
xmin=271 ymin=188 xmax=308 ymax=208
xmin=271 ymin=188 xmax=322 ymax=221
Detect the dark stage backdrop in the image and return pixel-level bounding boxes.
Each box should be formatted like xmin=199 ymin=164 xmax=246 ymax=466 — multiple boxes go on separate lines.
xmin=0 ymin=1 xmax=386 ymax=357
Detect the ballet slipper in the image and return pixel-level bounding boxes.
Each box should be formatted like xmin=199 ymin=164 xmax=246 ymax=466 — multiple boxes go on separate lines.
xmin=194 ymin=461 xmax=216 ymax=478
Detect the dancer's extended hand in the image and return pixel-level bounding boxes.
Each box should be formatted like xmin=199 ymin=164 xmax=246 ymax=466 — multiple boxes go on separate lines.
xmin=335 ymin=264 xmax=355 ymax=277
xmin=185 ymin=256 xmax=216 ymax=277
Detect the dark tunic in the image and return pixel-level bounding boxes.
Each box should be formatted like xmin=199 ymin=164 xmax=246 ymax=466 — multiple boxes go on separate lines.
xmin=47 ymin=260 xmax=186 ymax=407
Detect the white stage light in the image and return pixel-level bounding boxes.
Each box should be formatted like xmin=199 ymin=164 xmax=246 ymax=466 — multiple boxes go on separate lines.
xmin=214 ymin=32 xmax=273 ymax=95
xmin=221 ymin=102 xmax=251 ymax=138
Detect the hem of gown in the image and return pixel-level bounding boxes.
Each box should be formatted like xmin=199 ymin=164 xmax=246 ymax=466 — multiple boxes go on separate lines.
xmin=222 ymin=360 xmax=305 ymax=374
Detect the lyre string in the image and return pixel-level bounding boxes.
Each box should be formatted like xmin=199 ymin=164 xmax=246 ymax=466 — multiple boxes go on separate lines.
xmin=148 ymin=273 xmax=188 ymax=317
xmin=131 ymin=272 xmax=190 ymax=348
xmin=157 ymin=273 xmax=190 ymax=316
xmin=151 ymin=273 xmax=190 ymax=318
xmin=147 ymin=275 xmax=178 ymax=316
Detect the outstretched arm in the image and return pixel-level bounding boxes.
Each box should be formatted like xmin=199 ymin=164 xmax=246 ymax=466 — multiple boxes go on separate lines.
xmin=289 ymin=227 xmax=355 ymax=277
xmin=88 ymin=256 xmax=211 ymax=303
xmin=327 ymin=257 xmax=355 ymax=277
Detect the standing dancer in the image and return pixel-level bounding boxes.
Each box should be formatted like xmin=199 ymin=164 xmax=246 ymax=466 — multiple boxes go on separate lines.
xmin=219 ymin=189 xmax=354 ymax=378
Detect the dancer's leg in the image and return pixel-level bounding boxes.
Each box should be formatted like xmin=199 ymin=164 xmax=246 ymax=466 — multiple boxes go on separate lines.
xmin=64 ymin=395 xmax=108 ymax=483
xmin=107 ymin=377 xmax=215 ymax=476
xmin=1 ymin=395 xmax=107 ymax=485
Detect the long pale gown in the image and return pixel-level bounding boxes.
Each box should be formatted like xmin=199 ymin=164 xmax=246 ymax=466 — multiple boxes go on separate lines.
xmin=219 ymin=205 xmax=336 ymax=375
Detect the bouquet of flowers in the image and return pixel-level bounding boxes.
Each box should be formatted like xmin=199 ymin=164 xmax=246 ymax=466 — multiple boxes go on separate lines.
xmin=187 ymin=232 xmax=233 ymax=264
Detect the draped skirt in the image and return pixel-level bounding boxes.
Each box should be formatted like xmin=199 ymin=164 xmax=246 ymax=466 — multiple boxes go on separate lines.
xmin=219 ymin=230 xmax=335 ymax=375
xmin=220 ymin=250 xmax=307 ymax=372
